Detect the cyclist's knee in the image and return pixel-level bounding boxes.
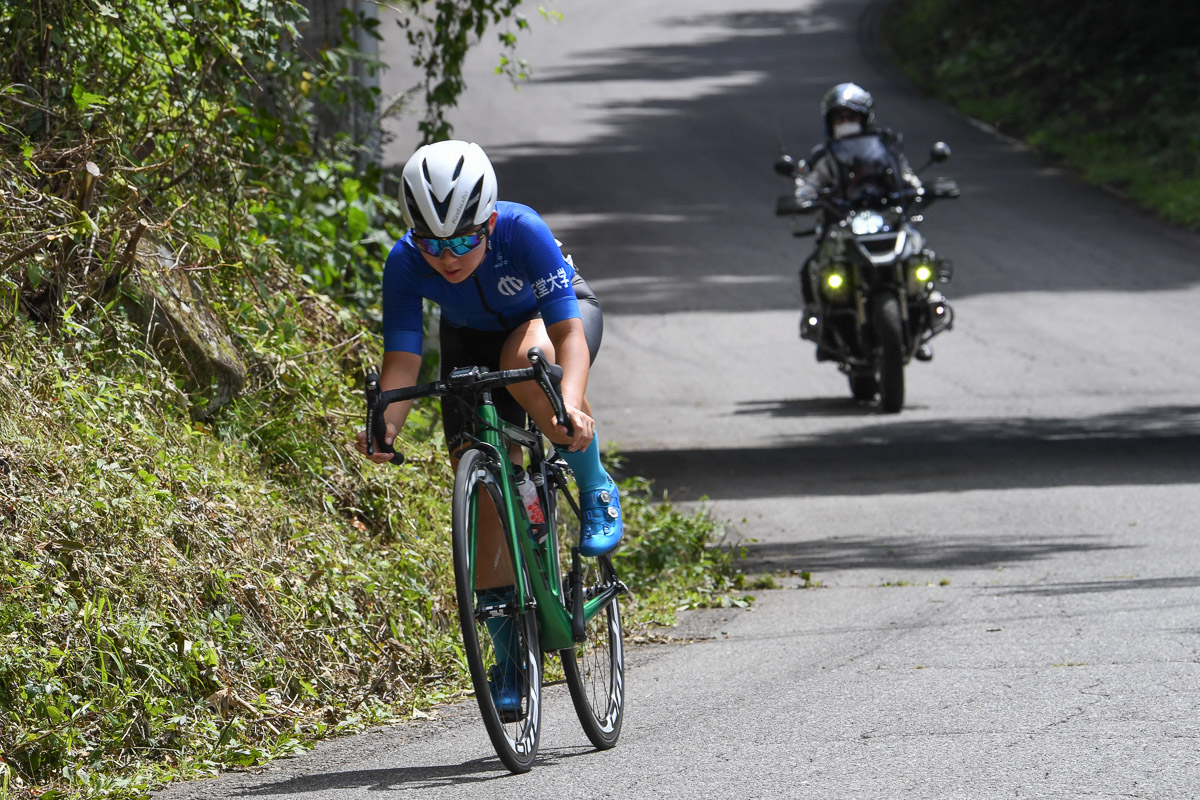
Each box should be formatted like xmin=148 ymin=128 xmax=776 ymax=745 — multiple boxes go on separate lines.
xmin=500 ymin=321 xmax=553 ymax=369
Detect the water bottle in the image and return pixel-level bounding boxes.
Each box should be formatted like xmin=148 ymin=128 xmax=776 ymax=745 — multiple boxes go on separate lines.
xmin=516 ymin=468 xmax=545 ymax=524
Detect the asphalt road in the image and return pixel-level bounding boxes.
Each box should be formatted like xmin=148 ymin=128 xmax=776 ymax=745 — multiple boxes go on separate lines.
xmin=156 ymin=0 xmax=1200 ymax=797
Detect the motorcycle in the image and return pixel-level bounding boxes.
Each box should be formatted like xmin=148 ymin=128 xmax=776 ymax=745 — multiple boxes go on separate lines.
xmin=774 ymin=135 xmax=959 ymax=413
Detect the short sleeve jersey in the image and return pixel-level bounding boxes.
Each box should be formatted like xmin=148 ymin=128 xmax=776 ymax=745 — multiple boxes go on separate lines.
xmin=381 ymin=201 xmax=580 ymax=355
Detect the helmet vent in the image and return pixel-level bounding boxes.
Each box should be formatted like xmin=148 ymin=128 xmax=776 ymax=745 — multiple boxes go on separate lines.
xmin=456 ymin=177 xmax=484 ymax=232
xmin=432 ymin=190 xmax=453 ymax=223
xmin=452 ymin=156 xmax=464 ymax=181
xmin=402 ymin=179 xmax=431 ymax=235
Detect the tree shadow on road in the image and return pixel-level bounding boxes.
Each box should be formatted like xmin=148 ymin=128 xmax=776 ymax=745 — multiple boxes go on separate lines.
xmin=995 ymin=576 xmax=1200 ymax=597
xmin=733 ymin=396 xmax=934 ymax=418
xmin=737 ymin=532 xmax=1125 ymax=575
xmin=613 ymin=403 xmax=1200 ymax=500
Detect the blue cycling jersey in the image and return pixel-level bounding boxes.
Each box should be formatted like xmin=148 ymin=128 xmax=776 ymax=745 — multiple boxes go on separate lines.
xmin=381 ymin=201 xmax=580 ymax=355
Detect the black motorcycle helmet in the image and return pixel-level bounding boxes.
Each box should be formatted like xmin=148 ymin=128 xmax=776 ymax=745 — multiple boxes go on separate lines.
xmin=821 ymin=82 xmax=875 ymax=137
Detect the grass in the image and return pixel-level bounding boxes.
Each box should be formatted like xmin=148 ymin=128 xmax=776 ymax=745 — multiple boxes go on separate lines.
xmin=0 ymin=267 xmax=744 ymax=799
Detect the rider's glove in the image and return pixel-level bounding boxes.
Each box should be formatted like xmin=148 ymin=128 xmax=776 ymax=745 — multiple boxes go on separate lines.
xmin=794 ymin=185 xmax=818 ymax=204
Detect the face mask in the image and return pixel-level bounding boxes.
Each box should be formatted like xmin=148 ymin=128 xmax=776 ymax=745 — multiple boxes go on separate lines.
xmin=833 ymin=121 xmax=863 ymax=139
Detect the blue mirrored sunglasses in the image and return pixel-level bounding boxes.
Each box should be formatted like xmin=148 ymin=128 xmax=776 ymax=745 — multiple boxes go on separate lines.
xmin=413 ymin=229 xmax=487 ymax=257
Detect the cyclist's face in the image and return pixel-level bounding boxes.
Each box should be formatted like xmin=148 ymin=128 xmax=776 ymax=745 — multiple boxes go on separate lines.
xmin=418 ymin=213 xmax=497 ymax=283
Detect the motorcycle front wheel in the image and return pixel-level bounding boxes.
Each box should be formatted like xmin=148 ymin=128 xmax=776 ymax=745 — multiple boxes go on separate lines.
xmin=872 ymin=294 xmax=905 ymax=413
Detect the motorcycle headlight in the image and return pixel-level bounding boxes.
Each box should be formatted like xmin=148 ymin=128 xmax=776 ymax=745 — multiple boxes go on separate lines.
xmin=849 ymin=210 xmax=886 ymax=235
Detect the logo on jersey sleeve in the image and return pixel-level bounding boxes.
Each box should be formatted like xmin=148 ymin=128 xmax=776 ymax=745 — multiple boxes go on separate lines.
xmin=532 ymin=267 xmax=571 ymax=299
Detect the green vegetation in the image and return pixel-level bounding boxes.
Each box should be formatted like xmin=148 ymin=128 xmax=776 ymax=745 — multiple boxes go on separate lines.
xmin=885 ymin=0 xmax=1200 ymax=229
xmin=796 ymin=570 xmax=822 ymax=589
xmin=745 ymin=574 xmax=781 ymax=591
xmin=0 ymin=2 xmax=741 ymax=797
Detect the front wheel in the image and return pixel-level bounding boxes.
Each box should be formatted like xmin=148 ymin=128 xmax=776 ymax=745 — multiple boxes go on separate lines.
xmin=561 ymin=551 xmax=625 ymax=749
xmin=451 ymin=448 xmax=543 ymax=773
xmin=872 ymin=293 xmax=905 ymax=413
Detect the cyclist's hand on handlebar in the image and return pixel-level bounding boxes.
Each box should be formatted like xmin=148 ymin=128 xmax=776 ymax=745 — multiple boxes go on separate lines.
xmin=556 ymin=403 xmax=594 ymax=452
xmin=355 ymin=424 xmax=399 ymax=463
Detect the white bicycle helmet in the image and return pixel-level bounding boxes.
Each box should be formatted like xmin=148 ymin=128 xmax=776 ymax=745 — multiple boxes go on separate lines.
xmin=400 ymin=140 xmax=498 ymax=237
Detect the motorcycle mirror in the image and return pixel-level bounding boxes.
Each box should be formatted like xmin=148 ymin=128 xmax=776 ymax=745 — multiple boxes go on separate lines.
xmin=773 ymin=154 xmax=799 ymax=178
xmin=930 ymin=142 xmax=951 ymax=163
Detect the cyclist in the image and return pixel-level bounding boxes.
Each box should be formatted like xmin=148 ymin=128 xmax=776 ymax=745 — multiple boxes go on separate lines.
xmin=354 ymin=139 xmax=623 ymax=715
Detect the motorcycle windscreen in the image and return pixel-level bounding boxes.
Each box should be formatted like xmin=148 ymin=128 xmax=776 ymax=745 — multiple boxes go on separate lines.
xmin=829 ymin=135 xmax=902 ymax=206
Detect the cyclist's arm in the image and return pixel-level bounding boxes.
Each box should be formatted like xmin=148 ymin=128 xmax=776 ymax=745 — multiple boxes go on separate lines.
xmin=380 ymin=350 xmax=423 ymax=435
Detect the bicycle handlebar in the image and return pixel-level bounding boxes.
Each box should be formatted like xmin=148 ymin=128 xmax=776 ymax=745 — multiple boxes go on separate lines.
xmin=364 ymin=347 xmax=573 ymax=466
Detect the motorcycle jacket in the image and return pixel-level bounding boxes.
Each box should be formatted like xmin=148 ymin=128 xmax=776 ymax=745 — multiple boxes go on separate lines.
xmin=794 ymin=129 xmax=921 ymax=206
xmin=381 ymin=200 xmax=581 ymax=355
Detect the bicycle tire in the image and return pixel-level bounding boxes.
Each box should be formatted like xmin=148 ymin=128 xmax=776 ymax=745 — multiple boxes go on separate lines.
xmin=556 ymin=477 xmax=625 ymax=749
xmin=452 ymin=448 xmax=543 ymax=773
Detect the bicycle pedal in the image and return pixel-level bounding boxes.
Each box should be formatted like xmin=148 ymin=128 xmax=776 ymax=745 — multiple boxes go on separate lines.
xmin=475 ymin=603 xmax=512 ymax=621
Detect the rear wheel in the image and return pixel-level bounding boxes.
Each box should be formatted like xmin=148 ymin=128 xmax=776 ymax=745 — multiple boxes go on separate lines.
xmin=451 ymin=448 xmax=542 ymax=773
xmin=872 ymin=294 xmax=905 ymax=413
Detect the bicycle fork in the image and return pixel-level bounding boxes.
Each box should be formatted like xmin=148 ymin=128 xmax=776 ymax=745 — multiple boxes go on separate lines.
xmin=568 ymin=551 xmax=629 ymax=642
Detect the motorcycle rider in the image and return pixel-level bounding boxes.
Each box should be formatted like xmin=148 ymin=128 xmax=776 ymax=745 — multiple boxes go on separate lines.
xmin=792 ymin=82 xmax=937 ymax=358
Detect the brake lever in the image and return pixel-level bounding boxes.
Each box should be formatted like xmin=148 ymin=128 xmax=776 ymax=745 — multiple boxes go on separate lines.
xmin=364 ymin=372 xmax=405 ymax=466
xmin=526 ymin=347 xmax=574 ymax=439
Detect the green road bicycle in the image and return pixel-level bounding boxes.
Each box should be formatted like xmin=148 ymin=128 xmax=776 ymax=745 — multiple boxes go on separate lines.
xmin=365 ymin=347 xmax=628 ymax=773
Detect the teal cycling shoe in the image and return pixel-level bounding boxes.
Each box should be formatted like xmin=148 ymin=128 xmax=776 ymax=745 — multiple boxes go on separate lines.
xmin=579 ymin=476 xmax=623 ymax=556
xmin=488 ymin=661 xmax=526 ymax=722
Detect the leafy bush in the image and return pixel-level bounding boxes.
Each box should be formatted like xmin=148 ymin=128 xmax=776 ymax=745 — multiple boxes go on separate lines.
xmin=0 ymin=0 xmax=405 ymax=318
xmin=612 ymin=474 xmax=748 ymax=617
xmin=885 ymin=0 xmax=1200 ymax=228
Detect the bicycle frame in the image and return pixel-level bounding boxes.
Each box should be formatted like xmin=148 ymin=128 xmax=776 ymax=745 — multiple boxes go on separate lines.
xmin=469 ymin=401 xmax=620 ymax=653
xmin=365 ymin=352 xmax=624 ymax=653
